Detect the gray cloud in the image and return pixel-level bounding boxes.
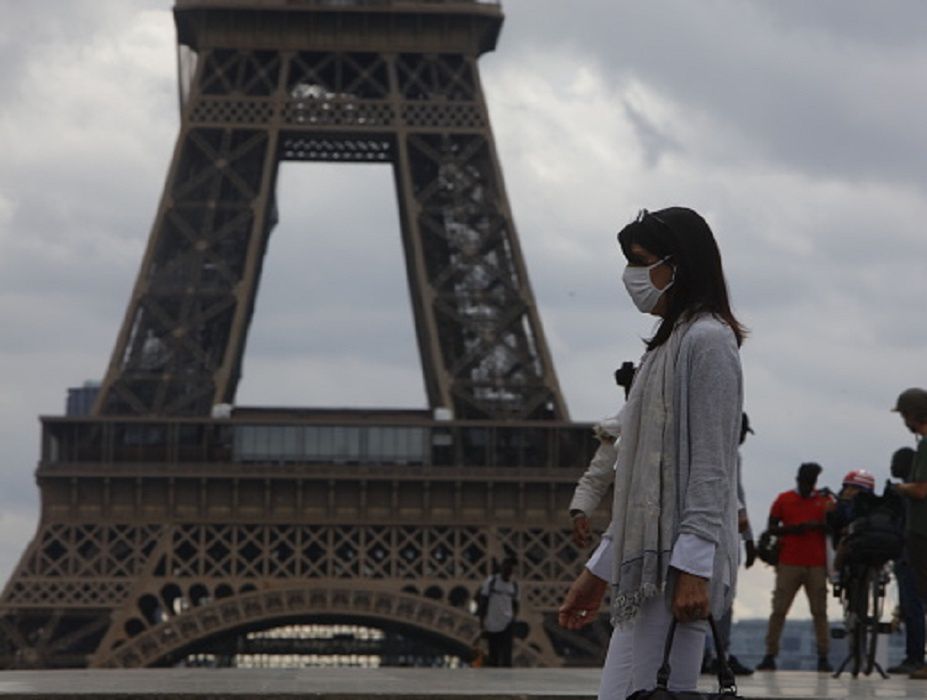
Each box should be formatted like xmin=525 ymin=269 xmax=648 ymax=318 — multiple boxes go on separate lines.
xmin=498 ymin=0 xmax=927 ymax=189
xmin=621 ymin=99 xmax=682 ymax=168
xmin=760 ymin=0 xmax=927 ymax=48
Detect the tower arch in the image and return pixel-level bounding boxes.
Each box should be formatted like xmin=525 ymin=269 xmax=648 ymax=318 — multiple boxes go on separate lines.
xmin=91 ymin=584 xmax=546 ymax=668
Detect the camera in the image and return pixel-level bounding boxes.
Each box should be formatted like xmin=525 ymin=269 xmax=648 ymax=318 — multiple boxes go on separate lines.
xmin=614 ymin=361 xmax=636 ymax=400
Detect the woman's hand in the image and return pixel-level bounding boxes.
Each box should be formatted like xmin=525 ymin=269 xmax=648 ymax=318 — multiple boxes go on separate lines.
xmin=671 ymin=569 xmax=710 ymax=623
xmin=558 ymin=568 xmax=607 ymax=629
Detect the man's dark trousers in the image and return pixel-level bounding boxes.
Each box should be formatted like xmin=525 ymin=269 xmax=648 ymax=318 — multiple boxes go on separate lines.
xmin=896 ymin=555 xmax=926 ymax=664
xmin=486 ymin=623 xmax=514 ymax=667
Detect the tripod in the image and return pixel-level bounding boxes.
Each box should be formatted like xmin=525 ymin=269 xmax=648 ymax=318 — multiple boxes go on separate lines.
xmin=832 ymin=562 xmax=891 ymax=679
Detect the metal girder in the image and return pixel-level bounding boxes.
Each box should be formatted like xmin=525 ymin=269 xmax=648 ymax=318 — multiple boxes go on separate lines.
xmin=94 ymin=7 xmax=567 ymax=420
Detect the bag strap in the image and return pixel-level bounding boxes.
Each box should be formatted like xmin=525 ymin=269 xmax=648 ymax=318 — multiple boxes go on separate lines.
xmin=655 ymin=615 xmax=737 ymax=696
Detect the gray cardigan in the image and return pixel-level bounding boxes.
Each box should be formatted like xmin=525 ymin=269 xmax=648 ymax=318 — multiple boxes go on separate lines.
xmin=669 ymin=314 xmax=744 ymax=617
xmin=584 ymin=315 xmax=743 ymax=619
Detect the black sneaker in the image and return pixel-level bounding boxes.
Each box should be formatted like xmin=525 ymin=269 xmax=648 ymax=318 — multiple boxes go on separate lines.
xmin=756 ymin=654 xmax=776 ymax=671
xmin=727 ymin=654 xmax=754 ymax=676
xmin=817 ymin=656 xmax=833 ymax=673
xmin=887 ymin=659 xmax=923 ymax=674
xmin=701 ymin=655 xmax=714 ymax=674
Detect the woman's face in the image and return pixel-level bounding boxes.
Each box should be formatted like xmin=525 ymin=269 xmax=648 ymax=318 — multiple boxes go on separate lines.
xmin=627 ymin=243 xmax=675 ymax=316
xmin=840 ymin=484 xmax=862 ymax=501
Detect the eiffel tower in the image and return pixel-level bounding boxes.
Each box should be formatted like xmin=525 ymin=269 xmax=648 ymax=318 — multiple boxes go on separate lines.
xmin=0 ymin=0 xmax=611 ymax=669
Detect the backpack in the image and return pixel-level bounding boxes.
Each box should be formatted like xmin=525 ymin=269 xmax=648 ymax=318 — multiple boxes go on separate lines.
xmin=842 ymin=488 xmax=905 ymax=567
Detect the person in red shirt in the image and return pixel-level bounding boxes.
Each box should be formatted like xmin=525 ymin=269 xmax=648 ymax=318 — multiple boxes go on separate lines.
xmin=757 ymin=462 xmax=835 ymax=672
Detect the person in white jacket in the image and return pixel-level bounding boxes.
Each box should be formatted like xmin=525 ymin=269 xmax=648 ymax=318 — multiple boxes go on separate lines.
xmin=569 ymin=410 xmax=622 ymax=547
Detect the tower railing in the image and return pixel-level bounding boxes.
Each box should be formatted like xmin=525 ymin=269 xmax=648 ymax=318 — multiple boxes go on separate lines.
xmin=40 ymin=415 xmax=595 ymax=471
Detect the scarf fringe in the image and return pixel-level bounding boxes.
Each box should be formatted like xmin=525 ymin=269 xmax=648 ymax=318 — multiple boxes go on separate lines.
xmin=610 ymin=582 xmax=664 ymax=627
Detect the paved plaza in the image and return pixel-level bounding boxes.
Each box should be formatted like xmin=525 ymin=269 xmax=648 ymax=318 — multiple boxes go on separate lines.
xmin=0 ymin=668 xmax=924 ymax=699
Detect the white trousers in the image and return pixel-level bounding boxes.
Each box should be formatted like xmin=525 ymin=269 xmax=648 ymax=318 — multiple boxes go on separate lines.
xmin=597 ymin=594 xmax=707 ymax=700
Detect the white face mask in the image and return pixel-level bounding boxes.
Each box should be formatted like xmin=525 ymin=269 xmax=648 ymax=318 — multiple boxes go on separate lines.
xmin=621 ymin=257 xmax=674 ymax=313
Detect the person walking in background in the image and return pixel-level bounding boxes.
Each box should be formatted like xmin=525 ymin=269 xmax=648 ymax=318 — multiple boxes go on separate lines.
xmin=477 ymin=557 xmax=519 ymax=667
xmin=558 ymin=207 xmax=745 ymax=698
xmin=887 ymin=445 xmax=925 ymax=675
xmin=757 ymin=462 xmax=835 ymax=672
xmin=702 ymin=412 xmax=757 ymax=676
xmin=891 ymin=388 xmax=927 ymax=680
xmin=569 ymin=365 xmax=635 ymax=549
xmin=569 ymin=411 xmax=622 ymax=548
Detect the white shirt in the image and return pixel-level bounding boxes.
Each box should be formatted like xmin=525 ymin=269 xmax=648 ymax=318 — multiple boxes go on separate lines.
xmin=479 ymin=574 xmax=518 ymax=633
xmin=586 ymin=531 xmax=715 ymax=581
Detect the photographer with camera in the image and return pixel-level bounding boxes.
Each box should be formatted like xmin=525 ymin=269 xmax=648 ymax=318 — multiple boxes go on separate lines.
xmin=887 ymin=446 xmax=924 ymax=675
xmin=757 ymin=462 xmax=836 ymax=672
xmin=890 ymin=388 xmax=927 ymax=680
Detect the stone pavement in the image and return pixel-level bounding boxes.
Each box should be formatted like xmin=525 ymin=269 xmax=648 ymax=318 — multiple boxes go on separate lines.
xmin=0 ymin=668 xmax=923 ymax=699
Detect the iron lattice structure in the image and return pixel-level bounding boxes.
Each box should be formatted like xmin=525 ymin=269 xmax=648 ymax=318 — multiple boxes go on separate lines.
xmin=0 ymin=1 xmax=612 ymax=669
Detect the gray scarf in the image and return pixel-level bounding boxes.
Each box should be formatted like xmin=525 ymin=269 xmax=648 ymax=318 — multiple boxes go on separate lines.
xmin=610 ymin=319 xmax=692 ymax=624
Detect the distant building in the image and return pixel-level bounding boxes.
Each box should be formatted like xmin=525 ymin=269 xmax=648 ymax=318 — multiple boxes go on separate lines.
xmin=66 ymin=380 xmax=100 ymax=417
xmin=730 ymin=618 xmax=906 ymax=671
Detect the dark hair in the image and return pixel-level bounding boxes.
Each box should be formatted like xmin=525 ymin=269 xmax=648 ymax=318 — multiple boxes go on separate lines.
xmin=797 ymin=462 xmax=822 ymax=482
xmin=891 ymin=446 xmax=916 ymax=480
xmin=617 ymin=207 xmax=746 ymax=350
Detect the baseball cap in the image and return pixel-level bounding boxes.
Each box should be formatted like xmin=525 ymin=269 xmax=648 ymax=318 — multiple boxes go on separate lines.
xmin=842 ymin=469 xmax=875 ymax=492
xmin=893 ymin=388 xmax=927 ymax=416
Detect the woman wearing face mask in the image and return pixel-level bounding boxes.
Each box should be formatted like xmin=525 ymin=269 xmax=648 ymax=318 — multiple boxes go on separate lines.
xmin=558 ymin=207 xmax=746 ymax=698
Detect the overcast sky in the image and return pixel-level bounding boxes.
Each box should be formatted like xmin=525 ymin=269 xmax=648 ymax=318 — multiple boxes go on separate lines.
xmin=1 ymin=1 xmax=926 ymax=625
